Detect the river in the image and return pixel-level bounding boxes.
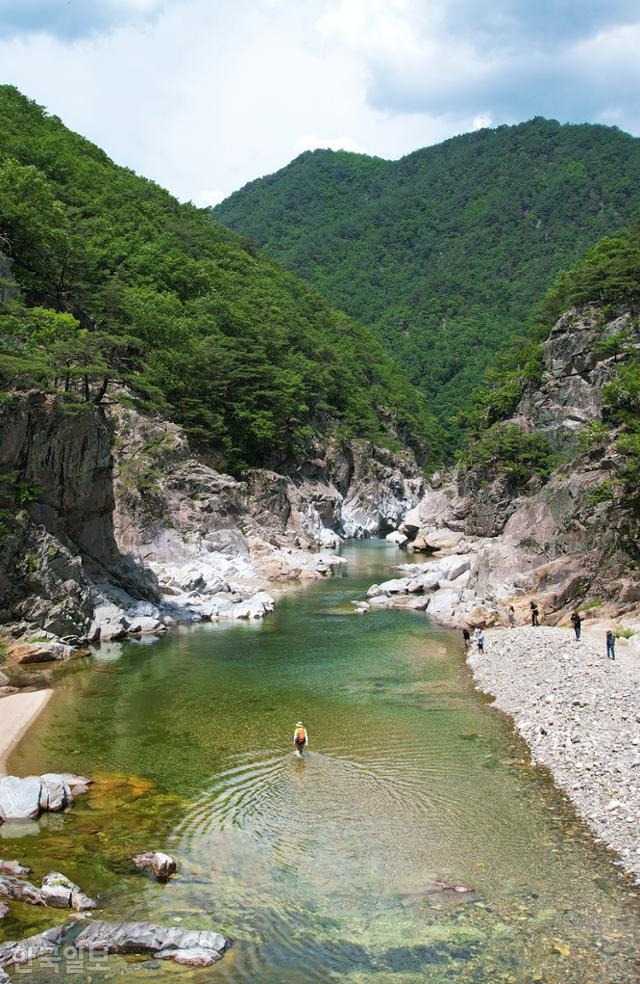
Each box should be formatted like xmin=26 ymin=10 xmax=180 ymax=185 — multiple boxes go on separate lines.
xmin=4 ymin=540 xmax=640 ymax=981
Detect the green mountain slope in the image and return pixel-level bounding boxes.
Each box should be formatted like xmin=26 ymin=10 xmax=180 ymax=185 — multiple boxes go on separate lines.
xmin=213 ymin=118 xmax=640 ymax=443
xmin=0 ymin=86 xmax=436 ymax=471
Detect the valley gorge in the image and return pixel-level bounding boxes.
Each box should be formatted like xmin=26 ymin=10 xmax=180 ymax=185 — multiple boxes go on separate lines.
xmin=3 ymin=84 xmax=640 ymax=983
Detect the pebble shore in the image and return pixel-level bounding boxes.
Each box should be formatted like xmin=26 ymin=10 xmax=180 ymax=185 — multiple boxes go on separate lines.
xmin=468 ymin=625 xmax=640 ymax=880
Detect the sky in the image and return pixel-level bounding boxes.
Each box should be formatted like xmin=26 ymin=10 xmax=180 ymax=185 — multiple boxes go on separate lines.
xmin=0 ymin=0 xmax=639 ymax=206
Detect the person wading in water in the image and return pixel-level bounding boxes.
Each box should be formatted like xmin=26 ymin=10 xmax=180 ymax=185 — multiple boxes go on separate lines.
xmin=293 ymin=721 xmax=308 ymax=757
xmin=462 ymin=628 xmax=471 ymax=649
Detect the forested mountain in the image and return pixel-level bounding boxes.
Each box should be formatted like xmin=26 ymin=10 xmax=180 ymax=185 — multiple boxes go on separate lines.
xmin=0 ymin=86 xmax=436 ymax=471
xmin=460 ymin=215 xmax=640 ymax=505
xmin=214 ymin=118 xmax=640 ymax=444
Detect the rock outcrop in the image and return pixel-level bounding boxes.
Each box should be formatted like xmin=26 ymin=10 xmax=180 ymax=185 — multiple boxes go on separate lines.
xmin=375 ymin=306 xmax=640 ymax=628
xmin=0 ymin=394 xmax=420 ymax=652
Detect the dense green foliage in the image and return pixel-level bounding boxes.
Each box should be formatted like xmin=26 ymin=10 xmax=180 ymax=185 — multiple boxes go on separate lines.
xmin=456 ymin=423 xmax=555 ymax=488
xmin=214 ymin=118 xmax=640 ymax=443
xmin=0 ymin=86 xmax=436 ymax=470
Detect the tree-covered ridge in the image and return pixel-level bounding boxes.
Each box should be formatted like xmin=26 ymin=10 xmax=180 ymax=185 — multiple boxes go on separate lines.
xmin=459 ymin=218 xmax=640 ymax=496
xmin=0 ymin=85 xmax=436 ymax=471
xmin=214 ymin=118 xmax=640 ymax=444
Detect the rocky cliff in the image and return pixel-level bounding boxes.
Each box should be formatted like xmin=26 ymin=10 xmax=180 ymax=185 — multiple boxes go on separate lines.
xmin=0 ymin=395 xmax=421 ymax=654
xmin=368 ymin=306 xmax=640 ymax=627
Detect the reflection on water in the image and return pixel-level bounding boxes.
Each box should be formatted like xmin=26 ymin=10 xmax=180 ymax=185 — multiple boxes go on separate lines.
xmin=5 ymin=541 xmax=640 ymax=982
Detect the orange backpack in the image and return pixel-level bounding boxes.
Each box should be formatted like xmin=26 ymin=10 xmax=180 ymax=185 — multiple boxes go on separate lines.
xmin=295 ymin=728 xmax=306 ymax=745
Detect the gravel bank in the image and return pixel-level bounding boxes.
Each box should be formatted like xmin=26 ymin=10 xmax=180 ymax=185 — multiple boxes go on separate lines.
xmin=468 ymin=625 xmax=640 ymax=880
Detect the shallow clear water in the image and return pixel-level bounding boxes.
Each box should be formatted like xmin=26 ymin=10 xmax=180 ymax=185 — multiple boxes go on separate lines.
xmin=4 ymin=541 xmax=640 ymax=982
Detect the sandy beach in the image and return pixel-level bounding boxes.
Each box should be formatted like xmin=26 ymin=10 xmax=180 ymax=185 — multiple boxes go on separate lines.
xmin=0 ymin=690 xmax=53 ymax=775
xmin=468 ymin=625 xmax=640 ymax=880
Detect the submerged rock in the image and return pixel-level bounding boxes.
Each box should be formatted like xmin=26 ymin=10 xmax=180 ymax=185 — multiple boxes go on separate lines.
xmin=0 ymin=903 xmax=8 ymax=920
xmin=132 ymin=851 xmax=177 ymax=880
xmin=0 ymin=925 xmax=68 ymax=973
xmin=0 ymin=861 xmax=30 ymax=877
xmin=434 ymin=881 xmax=475 ymax=894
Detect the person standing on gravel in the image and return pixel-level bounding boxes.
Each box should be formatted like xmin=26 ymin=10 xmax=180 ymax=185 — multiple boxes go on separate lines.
xmin=530 ymin=602 xmax=539 ymax=627
xmin=508 ymin=605 xmax=516 ymax=628
xmin=570 ymin=610 xmax=582 ymax=640
xmin=474 ymin=627 xmax=485 ymax=653
xmin=606 ymin=630 xmax=616 ymax=661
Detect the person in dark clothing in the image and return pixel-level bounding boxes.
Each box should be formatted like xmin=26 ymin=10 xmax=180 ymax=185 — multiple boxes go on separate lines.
xmin=570 ymin=610 xmax=582 ymax=640
xmin=530 ymin=602 xmax=539 ymax=627
xmin=462 ymin=628 xmax=471 ymax=649
xmin=606 ymin=630 xmax=616 ymax=661
xmin=508 ymin=605 xmax=516 ymax=628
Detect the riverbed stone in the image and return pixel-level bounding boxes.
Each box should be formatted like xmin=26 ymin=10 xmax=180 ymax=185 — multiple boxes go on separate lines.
xmin=0 ymin=925 xmax=68 ymax=971
xmin=74 ymin=920 xmax=230 ymax=965
xmin=0 ymin=903 xmax=8 ymax=920
xmin=39 ymin=774 xmax=72 ymax=812
xmin=0 ymin=777 xmax=42 ymax=821
xmin=0 ymin=861 xmax=30 ymax=877
xmin=132 ymin=851 xmax=178 ymax=880
xmin=0 ymin=876 xmax=43 ymax=906
xmin=6 ymin=641 xmax=74 ymax=664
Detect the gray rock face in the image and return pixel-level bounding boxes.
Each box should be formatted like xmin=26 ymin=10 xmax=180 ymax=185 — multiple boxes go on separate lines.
xmin=517 ymin=308 xmax=629 ymax=450
xmin=1 ymin=389 xmax=420 ymax=645
xmin=74 ymin=920 xmax=230 ymax=966
xmin=392 ymin=305 xmax=640 ymax=625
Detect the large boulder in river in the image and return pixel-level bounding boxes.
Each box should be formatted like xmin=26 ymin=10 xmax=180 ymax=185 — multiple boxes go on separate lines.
xmin=0 ymin=777 xmax=42 ymax=821
xmin=74 ymin=920 xmax=231 ymax=967
xmin=6 ymin=641 xmax=75 ymax=664
xmin=0 ymin=774 xmax=90 ymax=823
xmin=41 ymin=872 xmax=96 ymax=912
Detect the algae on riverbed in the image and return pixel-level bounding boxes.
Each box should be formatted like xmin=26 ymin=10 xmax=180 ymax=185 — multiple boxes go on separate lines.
xmin=4 ymin=542 xmax=640 ymax=982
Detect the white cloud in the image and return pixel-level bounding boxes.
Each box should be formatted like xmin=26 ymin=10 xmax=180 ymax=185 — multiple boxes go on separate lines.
xmin=0 ymin=0 xmax=638 ymax=205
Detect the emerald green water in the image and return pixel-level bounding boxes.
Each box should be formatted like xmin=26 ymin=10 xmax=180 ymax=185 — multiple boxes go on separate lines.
xmin=4 ymin=541 xmax=640 ymax=982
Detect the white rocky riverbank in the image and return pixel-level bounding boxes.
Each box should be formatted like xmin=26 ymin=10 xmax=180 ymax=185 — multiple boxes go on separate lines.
xmin=468 ymin=625 xmax=640 ymax=880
